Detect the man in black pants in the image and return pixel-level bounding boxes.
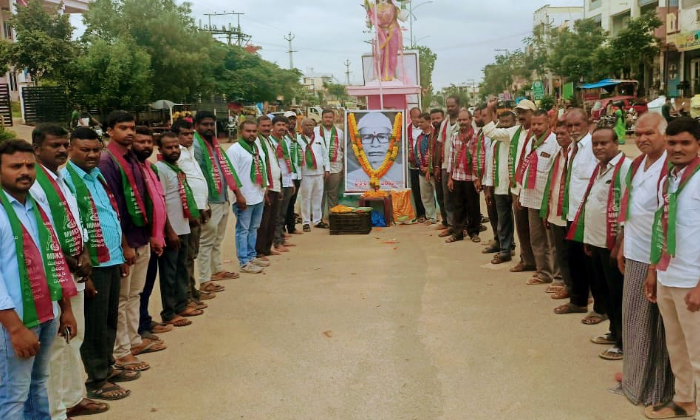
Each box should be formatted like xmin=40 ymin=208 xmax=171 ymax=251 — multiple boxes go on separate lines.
xmin=407 ymin=107 xmax=426 ymax=221
xmin=429 ymin=109 xmax=447 ymax=226
xmin=445 ymin=109 xmax=481 ymax=243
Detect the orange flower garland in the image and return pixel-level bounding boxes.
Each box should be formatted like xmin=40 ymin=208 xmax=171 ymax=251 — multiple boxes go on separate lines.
xmin=348 ymin=112 xmax=402 ymax=190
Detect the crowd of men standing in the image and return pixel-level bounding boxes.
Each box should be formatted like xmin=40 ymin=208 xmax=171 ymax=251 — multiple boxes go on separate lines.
xmin=0 ymin=108 xmax=345 ymax=420
xmin=407 ymin=95 xmax=700 ymax=419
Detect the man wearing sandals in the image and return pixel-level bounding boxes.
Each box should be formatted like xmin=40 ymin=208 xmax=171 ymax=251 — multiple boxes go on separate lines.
xmin=445 ymin=109 xmax=481 ymax=243
xmin=644 ymin=117 xmax=700 ymax=420
xmin=414 ymin=113 xmax=437 ymax=225
xmin=63 ymin=128 xmax=132 ymax=401
xmin=515 ymin=110 xmax=560 ymax=287
xmin=616 ymin=113 xmax=675 ymax=407
xmin=30 ymin=126 xmax=110 ymax=418
xmin=407 ymin=107 xmax=426 ymax=223
xmin=193 ymin=111 xmax=245 ymax=291
xmin=155 ymin=132 xmax=204 ymax=325
xmin=554 ymin=109 xmax=603 ymax=324
xmin=99 ymin=112 xmax=164 ymax=376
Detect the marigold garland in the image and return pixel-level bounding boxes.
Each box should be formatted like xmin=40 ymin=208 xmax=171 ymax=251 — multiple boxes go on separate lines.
xmin=348 ymin=112 xmax=402 ymax=190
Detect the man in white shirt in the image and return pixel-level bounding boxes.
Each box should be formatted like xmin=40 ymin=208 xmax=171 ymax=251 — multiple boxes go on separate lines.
xmin=406 ymin=107 xmax=426 ymax=221
xmin=575 ymin=127 xmax=631 ymax=361
xmin=517 ymin=110 xmax=560 ymax=286
xmin=268 ymin=116 xmax=296 ymax=253
xmin=437 ymin=96 xmax=461 ymax=228
xmin=173 ymin=120 xmax=216 ymax=302
xmin=255 ymin=116 xmax=284 ymax=256
xmin=483 ymin=99 xmax=537 ymax=272
xmin=30 ymin=125 xmax=107 ymax=420
xmin=226 ymin=121 xmax=268 ymax=274
xmin=554 ymin=109 xmax=603 ymax=325
xmin=541 ymin=121 xmax=574 ymax=300
xmin=615 ymin=113 xmax=674 ymax=406
xmin=318 ymin=109 xmax=345 ymax=216
xmin=299 ymin=118 xmax=330 ymax=231
xmin=155 ymin=132 xmax=196 ymax=327
xmin=644 ymin=117 xmax=700 ymax=420
xmin=284 ymin=130 xmax=304 ymax=235
xmin=475 ymin=106 xmax=499 ymax=251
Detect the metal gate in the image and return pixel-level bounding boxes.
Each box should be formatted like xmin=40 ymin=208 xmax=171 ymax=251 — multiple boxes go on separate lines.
xmin=0 ymin=84 xmax=13 ymax=127
xmin=22 ymin=86 xmax=69 ymax=125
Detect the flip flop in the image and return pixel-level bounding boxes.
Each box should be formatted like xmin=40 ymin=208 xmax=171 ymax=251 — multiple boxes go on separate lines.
xmin=212 ymin=271 xmax=239 ymax=280
xmin=179 ymin=308 xmax=204 ymax=317
xmin=165 ymin=316 xmax=192 ymax=327
xmin=66 ymin=398 xmax=110 ymax=417
xmin=545 ymin=284 xmax=564 ymax=293
xmin=114 ymin=360 xmax=150 ymax=372
xmin=526 ymin=277 xmax=552 ymax=285
xmin=551 ymin=289 xmax=570 ymax=300
xmin=201 ymin=282 xmax=225 ymax=293
xmin=108 ymin=368 xmax=141 ymax=383
xmin=131 ymin=339 xmax=166 ymax=356
xmin=87 ymin=383 xmax=130 ymax=401
xmin=553 ymin=303 xmax=588 ymax=315
xmin=438 ymin=230 xmax=451 ymax=238
xmin=581 ymin=311 xmax=608 ymax=325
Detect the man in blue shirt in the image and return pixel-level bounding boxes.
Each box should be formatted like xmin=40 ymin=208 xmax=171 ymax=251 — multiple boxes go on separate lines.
xmin=0 ymin=139 xmax=77 ymax=420
xmin=62 ymin=127 xmax=132 ymax=401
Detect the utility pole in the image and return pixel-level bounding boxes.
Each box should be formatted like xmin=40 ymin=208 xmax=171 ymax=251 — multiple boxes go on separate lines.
xmin=344 ymin=60 xmax=352 ymax=85
xmin=284 ymin=32 xmax=297 ymax=70
xmin=201 ymin=11 xmax=250 ymax=46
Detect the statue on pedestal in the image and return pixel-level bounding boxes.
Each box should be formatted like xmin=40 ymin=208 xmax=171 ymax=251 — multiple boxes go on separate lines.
xmin=364 ymin=0 xmax=410 ymax=82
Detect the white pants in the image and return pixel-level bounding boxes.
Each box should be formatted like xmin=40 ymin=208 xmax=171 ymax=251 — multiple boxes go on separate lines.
xmin=48 ymin=291 xmax=85 ymax=420
xmin=418 ymin=174 xmax=437 ymax=222
xmin=198 ymin=202 xmax=230 ymax=283
xmin=114 ymin=245 xmax=150 ymax=359
xmin=300 ymin=175 xmax=324 ymax=226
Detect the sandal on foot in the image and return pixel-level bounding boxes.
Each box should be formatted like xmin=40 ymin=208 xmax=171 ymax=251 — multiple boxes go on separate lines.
xmin=438 ymin=230 xmax=451 ymax=238
xmin=212 ymin=271 xmax=239 ymax=281
xmin=553 ymin=303 xmax=588 ymax=315
xmin=551 ymin=289 xmax=570 ymax=300
xmin=510 ymin=262 xmax=536 ymax=272
xmin=114 ymin=359 xmax=150 ymax=372
xmin=131 ymin=339 xmax=166 ymax=356
xmin=151 ymin=322 xmax=173 ymax=334
xmin=644 ymin=401 xmax=696 ymax=419
xmin=87 ymin=383 xmax=130 ymax=401
xmin=108 ymin=368 xmax=141 ymax=383
xmin=188 ymin=301 xmax=208 ymax=311
xmin=591 ymin=332 xmax=616 ymax=345
xmin=201 ymin=282 xmax=225 ymax=293
xmin=179 ymin=307 xmax=204 ymax=317
xmin=165 ymin=316 xmax=192 ymax=327
xmin=66 ymin=398 xmax=110 ymax=416
xmin=582 ymin=312 xmax=608 ymax=325
xmin=526 ymin=277 xmax=552 ymax=286
xmin=491 ymin=254 xmax=512 ymax=265
xmin=545 ymin=284 xmax=564 ymax=293
xmin=445 ymin=235 xmax=462 ymax=243
xmin=599 ymin=346 xmax=623 ymax=361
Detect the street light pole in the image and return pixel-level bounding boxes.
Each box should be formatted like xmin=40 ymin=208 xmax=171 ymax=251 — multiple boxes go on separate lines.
xmin=409 ymin=0 xmax=433 ymax=47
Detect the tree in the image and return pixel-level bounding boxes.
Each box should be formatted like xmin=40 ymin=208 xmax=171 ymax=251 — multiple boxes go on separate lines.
xmin=82 ymin=0 xmax=218 ymax=102
xmin=72 ymin=36 xmax=153 ymax=110
xmin=547 ymin=19 xmax=612 ymax=84
xmin=523 ymin=24 xmax=549 ymax=81
xmin=609 ymin=12 xmax=662 ymax=79
xmin=480 ymin=50 xmax=530 ymax=97
xmin=325 ymin=82 xmax=347 ymax=100
xmin=10 ymin=0 xmax=76 ymax=84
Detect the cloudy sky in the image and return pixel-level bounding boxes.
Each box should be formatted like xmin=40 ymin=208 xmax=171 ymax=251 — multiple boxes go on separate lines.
xmin=77 ymin=0 xmax=583 ymax=89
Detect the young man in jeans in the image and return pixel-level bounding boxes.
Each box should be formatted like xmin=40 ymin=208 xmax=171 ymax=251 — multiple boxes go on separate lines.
xmin=226 ymin=121 xmax=268 ymax=274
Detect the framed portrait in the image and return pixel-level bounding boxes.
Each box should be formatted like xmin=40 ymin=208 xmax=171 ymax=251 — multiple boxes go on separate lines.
xmin=344 ymin=109 xmax=406 ymax=193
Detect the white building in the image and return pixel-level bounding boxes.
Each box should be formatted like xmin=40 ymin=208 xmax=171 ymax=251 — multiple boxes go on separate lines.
xmin=533 ymin=4 xmax=584 ymax=37
xmin=302 ymin=69 xmax=335 ymax=96
xmin=0 ymin=0 xmax=91 ymax=101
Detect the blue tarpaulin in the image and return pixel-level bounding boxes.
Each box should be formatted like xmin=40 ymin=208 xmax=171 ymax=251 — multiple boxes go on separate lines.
xmin=578 ymin=79 xmax=634 ymax=89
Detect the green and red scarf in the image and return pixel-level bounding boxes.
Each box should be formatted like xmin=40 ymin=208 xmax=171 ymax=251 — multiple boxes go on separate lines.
xmin=257 ymin=135 xmax=276 ymax=189
xmin=455 ymin=127 xmax=475 ymax=176
xmin=34 ymin=166 xmax=83 ymax=258
xmin=651 ymin=157 xmax=700 ymax=271
xmin=618 ymin=154 xmax=667 ymax=224
xmin=157 ymin=159 xmax=201 ymax=220
xmin=567 ymin=155 xmax=626 ymax=250
xmin=515 ymin=130 xmax=551 ymax=190
xmin=0 ymin=192 xmax=76 ymax=328
xmin=539 ymin=146 xmax=569 ymax=221
xmin=238 ymin=140 xmax=268 ymax=187
xmin=562 ymin=141 xmax=581 ymax=219
xmin=321 ymin=125 xmax=341 ymax=163
xmin=493 ymin=142 xmax=502 ymax=188
xmin=277 ymin=136 xmax=293 ymax=173
xmin=105 ymin=142 xmax=148 ymax=227
xmin=66 ymin=162 xmax=119 ymax=266
xmin=473 ymin=130 xmax=486 ymax=179
xmin=195 ymin=132 xmax=242 ymax=199
xmin=508 ymin=126 xmax=530 ymax=188
xmin=303 ymin=133 xmax=319 ymax=170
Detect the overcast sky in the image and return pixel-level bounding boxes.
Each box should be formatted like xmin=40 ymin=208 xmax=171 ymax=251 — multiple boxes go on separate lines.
xmin=76 ymin=0 xmax=583 ymax=89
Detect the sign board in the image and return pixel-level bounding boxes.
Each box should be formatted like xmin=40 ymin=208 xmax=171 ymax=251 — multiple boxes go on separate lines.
xmin=675 ymin=30 xmax=700 ymax=52
xmin=533 ymin=80 xmax=545 ymax=100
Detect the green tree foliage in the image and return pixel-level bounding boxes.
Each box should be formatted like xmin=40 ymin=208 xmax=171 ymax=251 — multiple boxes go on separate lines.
xmin=72 ymin=37 xmax=153 ymax=110
xmin=609 ymin=13 xmax=662 ymax=79
xmin=324 ymin=82 xmax=347 ymax=100
xmin=480 ymin=50 xmax=529 ymax=96
xmin=216 ymin=44 xmax=302 ymax=104
xmin=10 ymin=0 xmax=76 ymax=83
xmin=82 ymin=0 xmax=216 ymax=102
xmin=547 ymin=19 xmax=611 ymax=84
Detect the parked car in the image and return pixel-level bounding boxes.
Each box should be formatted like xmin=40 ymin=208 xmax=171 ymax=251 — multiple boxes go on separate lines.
xmin=591 ymin=96 xmax=648 ymax=121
